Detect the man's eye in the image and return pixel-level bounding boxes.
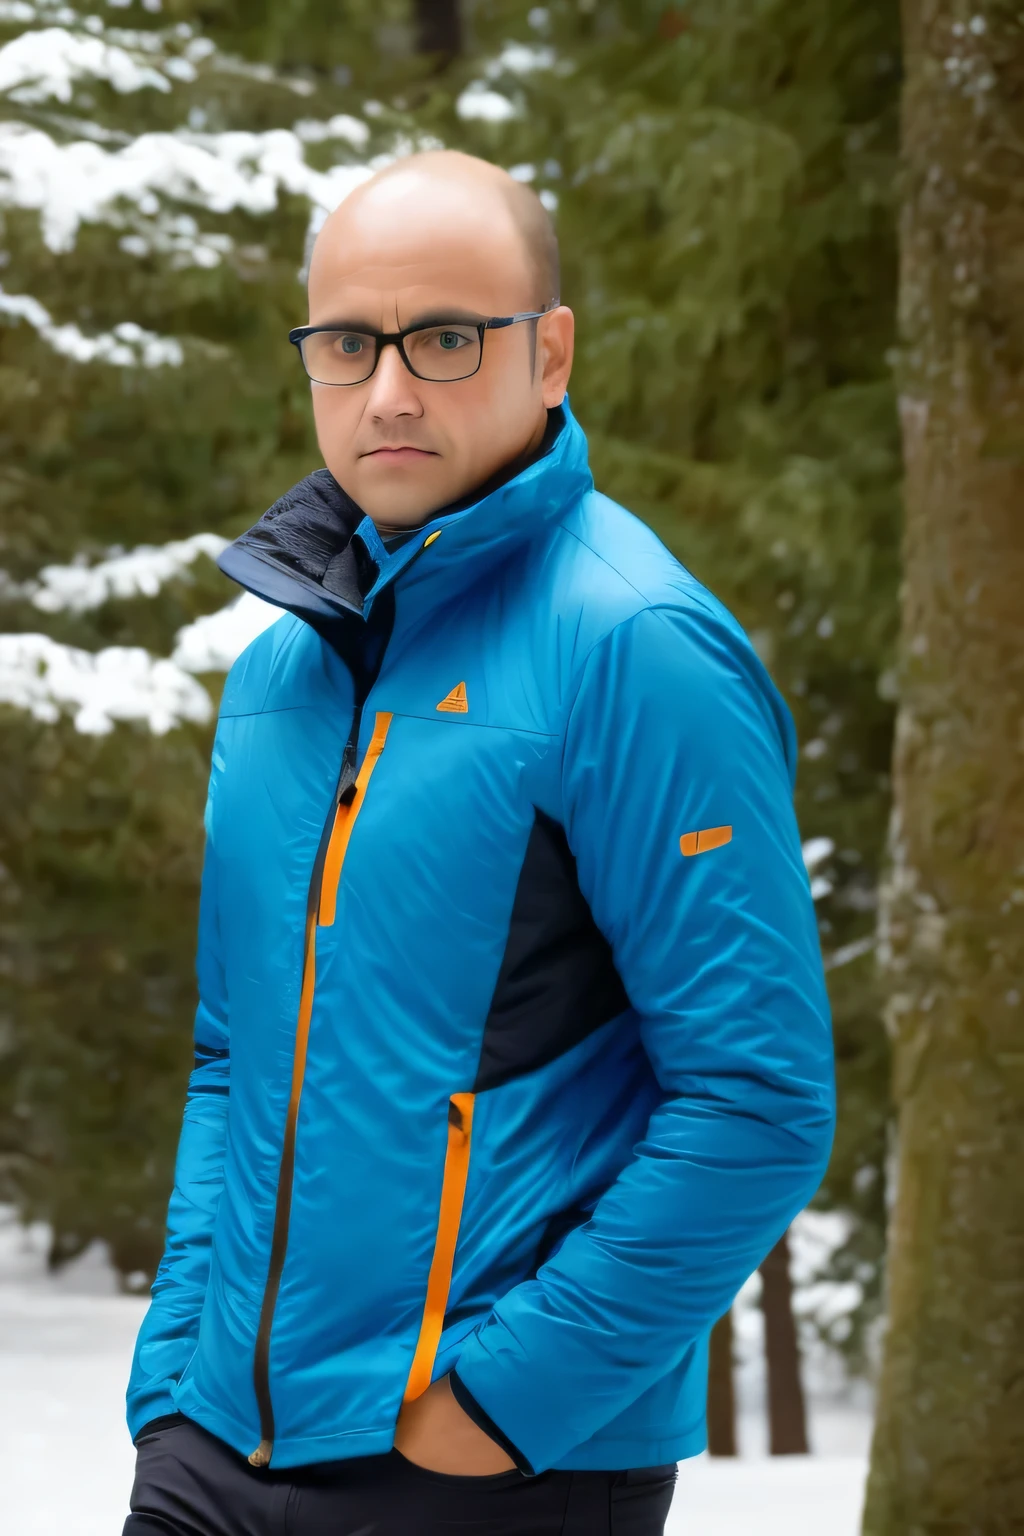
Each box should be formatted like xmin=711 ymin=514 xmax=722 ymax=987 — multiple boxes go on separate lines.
xmin=438 ymin=331 xmax=468 ymax=350
xmin=336 ymin=335 xmax=367 ymax=355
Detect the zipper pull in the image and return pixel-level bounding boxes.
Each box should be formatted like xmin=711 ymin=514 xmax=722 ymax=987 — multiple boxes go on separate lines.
xmin=336 ymin=738 xmax=359 ymax=806
xmin=248 ymin=1439 xmax=273 ymax=1468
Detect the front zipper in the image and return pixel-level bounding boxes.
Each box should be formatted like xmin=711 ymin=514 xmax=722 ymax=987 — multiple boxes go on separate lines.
xmin=402 ymin=1092 xmax=476 ymax=1404
xmin=248 ymin=709 xmax=393 ymax=1469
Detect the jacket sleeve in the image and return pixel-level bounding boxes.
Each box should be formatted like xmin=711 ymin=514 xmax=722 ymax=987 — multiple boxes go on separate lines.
xmin=126 ymin=775 xmax=229 ymax=1441
xmin=452 ymin=601 xmax=836 ymax=1473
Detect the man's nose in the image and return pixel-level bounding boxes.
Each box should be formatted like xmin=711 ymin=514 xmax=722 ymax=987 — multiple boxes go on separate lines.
xmin=365 ymin=341 xmax=422 ymax=419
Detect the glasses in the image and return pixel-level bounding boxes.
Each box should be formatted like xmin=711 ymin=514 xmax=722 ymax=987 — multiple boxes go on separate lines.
xmin=288 ymin=311 xmax=552 ymax=386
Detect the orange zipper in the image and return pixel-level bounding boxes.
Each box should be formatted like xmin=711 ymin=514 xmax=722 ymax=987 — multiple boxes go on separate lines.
xmin=403 ymin=1092 xmax=476 ymax=1403
xmin=318 ymin=711 xmax=393 ymax=926
xmin=248 ymin=709 xmax=393 ymax=1468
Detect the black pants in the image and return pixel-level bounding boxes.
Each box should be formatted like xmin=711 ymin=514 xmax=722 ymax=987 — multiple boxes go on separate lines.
xmin=124 ymin=1416 xmax=678 ymax=1536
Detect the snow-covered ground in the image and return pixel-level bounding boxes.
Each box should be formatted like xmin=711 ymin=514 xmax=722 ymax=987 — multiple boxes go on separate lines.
xmin=0 ymin=1210 xmax=871 ymax=1534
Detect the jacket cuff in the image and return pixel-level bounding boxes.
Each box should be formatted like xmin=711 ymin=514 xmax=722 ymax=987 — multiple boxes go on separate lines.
xmin=448 ymin=1369 xmax=535 ymax=1476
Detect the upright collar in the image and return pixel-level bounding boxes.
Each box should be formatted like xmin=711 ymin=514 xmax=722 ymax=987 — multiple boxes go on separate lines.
xmin=217 ymin=400 xmax=593 ymax=631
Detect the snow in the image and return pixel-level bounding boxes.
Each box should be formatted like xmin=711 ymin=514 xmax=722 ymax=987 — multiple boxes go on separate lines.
xmin=172 ymin=589 xmax=283 ymax=674
xmin=0 ymin=121 xmax=374 ymax=256
xmin=0 ymin=8 xmax=377 ymax=264
xmin=802 ymin=836 xmax=835 ymax=873
xmin=30 ymin=532 xmax=227 ymax=613
xmin=293 ymin=112 xmax=371 ymax=149
xmin=488 ymin=41 xmax=556 ymax=76
xmin=0 ymin=632 xmax=213 ymax=733
xmin=0 ymin=25 xmax=174 ymax=103
xmin=455 ymin=37 xmax=561 ymax=117
xmin=1 ymin=534 xmax=283 ymax=732
xmin=0 ymin=282 xmax=184 ymax=366
xmin=456 ymin=83 xmax=518 ymax=122
xmin=0 ymin=1208 xmax=870 ymax=1535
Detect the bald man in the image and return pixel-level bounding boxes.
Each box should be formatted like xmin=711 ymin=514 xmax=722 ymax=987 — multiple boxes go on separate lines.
xmin=124 ymin=152 xmax=834 ymax=1536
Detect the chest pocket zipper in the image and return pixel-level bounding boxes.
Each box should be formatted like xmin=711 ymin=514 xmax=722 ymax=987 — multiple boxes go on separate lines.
xmin=319 ymin=711 xmax=393 ymax=926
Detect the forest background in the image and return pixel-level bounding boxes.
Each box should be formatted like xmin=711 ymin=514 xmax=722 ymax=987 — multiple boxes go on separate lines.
xmin=0 ymin=0 xmax=899 ymax=1404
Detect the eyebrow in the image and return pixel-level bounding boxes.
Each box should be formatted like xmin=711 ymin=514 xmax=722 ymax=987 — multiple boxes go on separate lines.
xmin=308 ymin=310 xmax=488 ymax=333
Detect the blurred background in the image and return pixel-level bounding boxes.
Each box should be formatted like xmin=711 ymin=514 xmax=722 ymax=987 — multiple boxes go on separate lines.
xmin=0 ymin=3 xmax=1020 ymax=1533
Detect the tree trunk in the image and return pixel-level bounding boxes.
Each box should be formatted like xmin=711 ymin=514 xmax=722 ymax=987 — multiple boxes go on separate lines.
xmin=413 ymin=0 xmax=462 ymax=57
xmin=706 ymin=1309 xmax=737 ymax=1457
xmin=760 ymin=1229 xmax=809 ymax=1455
xmin=862 ymin=3 xmax=1024 ymax=1530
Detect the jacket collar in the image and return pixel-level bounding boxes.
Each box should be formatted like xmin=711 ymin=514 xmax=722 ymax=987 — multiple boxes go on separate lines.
xmin=217 ymin=400 xmax=592 ymax=629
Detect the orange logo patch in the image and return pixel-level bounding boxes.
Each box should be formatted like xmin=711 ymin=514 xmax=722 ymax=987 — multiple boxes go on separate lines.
xmin=680 ymin=826 xmax=732 ymax=857
xmin=437 ymin=681 xmax=468 ymax=714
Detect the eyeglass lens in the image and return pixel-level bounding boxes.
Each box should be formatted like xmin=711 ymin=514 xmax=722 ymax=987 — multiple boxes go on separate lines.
xmin=299 ymin=325 xmax=482 ymax=385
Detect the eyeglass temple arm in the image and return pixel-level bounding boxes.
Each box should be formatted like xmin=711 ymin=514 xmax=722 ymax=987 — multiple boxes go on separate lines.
xmin=483 ymin=308 xmax=559 ymax=331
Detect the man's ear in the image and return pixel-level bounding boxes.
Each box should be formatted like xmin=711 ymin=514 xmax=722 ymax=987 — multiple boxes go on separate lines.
xmin=539 ymin=307 xmax=575 ymax=407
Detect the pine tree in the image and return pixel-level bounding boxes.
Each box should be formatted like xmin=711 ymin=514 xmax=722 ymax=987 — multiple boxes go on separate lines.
xmin=862 ymin=2 xmax=1024 ymax=1527
xmin=0 ymin=0 xmax=406 ymax=1271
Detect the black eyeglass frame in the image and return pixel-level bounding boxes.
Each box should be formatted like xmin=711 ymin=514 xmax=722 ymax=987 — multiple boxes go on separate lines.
xmin=287 ymin=309 xmax=555 ymax=385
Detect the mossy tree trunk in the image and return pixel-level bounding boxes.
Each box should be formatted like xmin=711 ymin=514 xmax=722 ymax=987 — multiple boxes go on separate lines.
xmin=862 ymin=2 xmax=1024 ymax=1530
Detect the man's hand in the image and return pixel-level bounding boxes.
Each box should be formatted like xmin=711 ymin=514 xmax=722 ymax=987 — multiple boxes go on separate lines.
xmin=393 ymin=1374 xmax=516 ymax=1475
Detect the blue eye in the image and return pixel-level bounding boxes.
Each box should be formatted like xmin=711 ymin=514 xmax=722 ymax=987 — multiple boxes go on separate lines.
xmin=340 ymin=335 xmax=364 ymax=354
xmin=438 ymin=331 xmax=464 ymax=350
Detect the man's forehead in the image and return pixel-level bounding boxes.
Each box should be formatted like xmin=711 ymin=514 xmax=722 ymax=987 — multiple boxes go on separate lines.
xmin=308 ymin=240 xmax=532 ymax=323
xmin=308 ymin=264 xmax=518 ymax=319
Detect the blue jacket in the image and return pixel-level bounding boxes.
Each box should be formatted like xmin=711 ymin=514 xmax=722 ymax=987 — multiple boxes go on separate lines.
xmin=127 ymin=402 xmax=834 ymax=1474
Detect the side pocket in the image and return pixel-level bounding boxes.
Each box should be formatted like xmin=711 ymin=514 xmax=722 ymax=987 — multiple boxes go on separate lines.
xmin=403 ymin=1093 xmax=476 ymax=1403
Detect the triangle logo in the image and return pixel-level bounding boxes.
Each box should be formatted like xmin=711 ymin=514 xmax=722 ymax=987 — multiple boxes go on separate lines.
xmin=437 ymin=681 xmax=469 ymax=714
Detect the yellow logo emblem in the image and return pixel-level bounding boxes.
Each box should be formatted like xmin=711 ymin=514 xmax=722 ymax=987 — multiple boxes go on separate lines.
xmin=437 ymin=681 xmax=469 ymax=714
xmin=680 ymin=826 xmax=732 ymax=857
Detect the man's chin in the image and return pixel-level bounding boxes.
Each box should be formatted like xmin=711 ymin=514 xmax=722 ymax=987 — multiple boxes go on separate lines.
xmin=358 ymin=496 xmax=451 ymax=532
xmin=353 ymin=476 xmax=462 ymax=533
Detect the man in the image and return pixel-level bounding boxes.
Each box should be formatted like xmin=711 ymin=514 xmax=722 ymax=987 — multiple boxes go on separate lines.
xmin=124 ymin=151 xmax=835 ymax=1536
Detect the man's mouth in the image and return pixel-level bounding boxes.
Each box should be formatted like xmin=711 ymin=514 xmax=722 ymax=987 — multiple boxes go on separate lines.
xmin=362 ymin=446 xmax=438 ymax=463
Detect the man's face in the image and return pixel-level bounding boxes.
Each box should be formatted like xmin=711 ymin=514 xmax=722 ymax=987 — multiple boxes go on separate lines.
xmin=305 ymin=169 xmax=574 ymax=530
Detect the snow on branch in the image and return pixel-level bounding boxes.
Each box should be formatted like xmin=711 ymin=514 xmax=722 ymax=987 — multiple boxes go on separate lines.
xmin=0 ymin=632 xmax=212 ymax=734
xmin=0 ymin=24 xmax=173 ymax=102
xmin=292 ymin=114 xmax=371 ymax=149
xmin=1 ymin=536 xmax=282 ymax=733
xmin=456 ymin=40 xmax=560 ymax=122
xmin=456 ymin=84 xmax=517 ymax=123
xmin=0 ymin=121 xmax=374 ymax=255
xmin=802 ymin=835 xmax=834 ymax=901
xmin=0 ymin=5 xmax=378 ymax=262
xmin=0 ymin=9 xmax=315 ymax=100
xmin=0 ymin=590 xmax=283 ymax=736
xmin=172 ymin=590 xmax=282 ymax=674
xmin=0 ymin=282 xmax=184 ymax=364
xmin=29 ymin=532 xmax=227 ymax=613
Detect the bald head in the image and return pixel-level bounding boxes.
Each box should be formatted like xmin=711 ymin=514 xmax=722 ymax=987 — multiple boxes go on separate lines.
xmin=310 ymin=151 xmax=559 ymax=315
xmin=299 ymin=149 xmax=574 ymax=532
xmin=359 ymin=152 xmax=559 ymax=310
